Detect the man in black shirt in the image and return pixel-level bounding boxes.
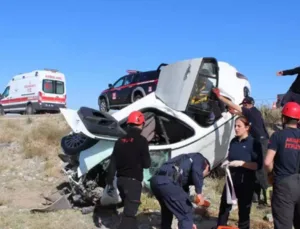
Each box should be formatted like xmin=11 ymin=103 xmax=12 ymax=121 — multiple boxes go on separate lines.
xmin=276 ymin=66 xmax=300 ymax=107
xmin=106 ymin=110 xmax=151 ymax=229
xmin=212 ymin=88 xmax=270 ymax=206
xmin=264 ymin=101 xmax=300 ymax=229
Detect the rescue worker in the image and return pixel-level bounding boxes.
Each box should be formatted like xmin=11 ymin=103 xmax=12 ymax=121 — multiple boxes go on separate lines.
xmin=149 ymin=152 xmax=210 ymax=229
xmin=213 ymin=116 xmax=263 ymax=229
xmin=276 ymin=66 xmax=300 ymax=107
xmin=264 ymin=102 xmax=300 ymax=229
xmin=212 ymin=88 xmax=269 ymax=206
xmin=106 ymin=110 xmax=151 ymax=229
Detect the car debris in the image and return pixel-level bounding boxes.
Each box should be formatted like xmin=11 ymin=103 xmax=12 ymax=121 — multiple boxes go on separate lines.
xmin=30 ymin=57 xmax=251 ymax=214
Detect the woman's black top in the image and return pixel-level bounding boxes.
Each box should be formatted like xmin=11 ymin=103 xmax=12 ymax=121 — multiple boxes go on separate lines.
xmin=227 ymin=135 xmax=263 ymax=180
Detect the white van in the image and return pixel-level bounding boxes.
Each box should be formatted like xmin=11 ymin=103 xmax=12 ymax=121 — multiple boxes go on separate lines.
xmin=0 ymin=69 xmax=67 ymax=115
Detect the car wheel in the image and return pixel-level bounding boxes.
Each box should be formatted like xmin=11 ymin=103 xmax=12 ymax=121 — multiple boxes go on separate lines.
xmin=0 ymin=106 xmax=4 ymax=116
xmin=26 ymin=104 xmax=34 ymax=115
xmin=61 ymin=133 xmax=99 ymax=155
xmin=99 ymin=98 xmax=108 ymax=112
xmin=133 ymin=94 xmax=142 ymax=102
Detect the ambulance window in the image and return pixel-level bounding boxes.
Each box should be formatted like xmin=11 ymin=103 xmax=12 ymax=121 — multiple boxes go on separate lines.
xmin=43 ymin=80 xmax=54 ymax=93
xmin=2 ymin=86 xmax=10 ymax=98
xmin=56 ymin=81 xmax=64 ymax=94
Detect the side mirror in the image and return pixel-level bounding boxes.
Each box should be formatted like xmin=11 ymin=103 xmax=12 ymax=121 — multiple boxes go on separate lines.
xmin=108 ymin=84 xmax=113 ymax=88
xmin=0 ymin=93 xmax=2 ymax=99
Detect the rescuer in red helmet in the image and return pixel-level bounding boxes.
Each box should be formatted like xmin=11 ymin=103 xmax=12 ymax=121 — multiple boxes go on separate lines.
xmin=106 ymin=110 xmax=151 ymax=229
xmin=264 ymin=102 xmax=300 ymax=229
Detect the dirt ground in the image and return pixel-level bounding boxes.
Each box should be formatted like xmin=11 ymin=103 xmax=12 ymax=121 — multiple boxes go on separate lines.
xmin=0 ymin=114 xmax=275 ymax=229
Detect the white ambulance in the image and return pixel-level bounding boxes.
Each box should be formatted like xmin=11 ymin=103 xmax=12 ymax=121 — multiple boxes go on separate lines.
xmin=0 ymin=69 xmax=67 ymax=115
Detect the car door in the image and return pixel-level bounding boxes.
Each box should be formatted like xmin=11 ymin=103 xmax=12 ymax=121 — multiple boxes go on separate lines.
xmin=118 ymin=74 xmax=136 ymax=105
xmin=108 ymin=77 xmax=124 ymax=106
xmin=155 ymin=58 xmax=203 ymax=111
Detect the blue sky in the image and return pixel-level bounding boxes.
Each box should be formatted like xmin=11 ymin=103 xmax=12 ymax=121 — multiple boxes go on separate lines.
xmin=0 ymin=0 xmax=299 ymax=110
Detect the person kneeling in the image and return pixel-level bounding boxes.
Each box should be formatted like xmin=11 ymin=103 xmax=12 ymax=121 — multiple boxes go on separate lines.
xmin=149 ymin=152 xmax=210 ymax=229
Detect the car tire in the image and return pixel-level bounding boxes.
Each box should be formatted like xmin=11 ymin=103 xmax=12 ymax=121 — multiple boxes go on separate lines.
xmin=133 ymin=94 xmax=142 ymax=102
xmin=61 ymin=133 xmax=99 ymax=155
xmin=99 ymin=98 xmax=109 ymax=112
xmin=26 ymin=104 xmax=34 ymax=115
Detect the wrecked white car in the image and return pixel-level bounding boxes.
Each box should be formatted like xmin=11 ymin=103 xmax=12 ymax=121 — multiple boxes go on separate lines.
xmin=31 ymin=57 xmax=251 ymax=213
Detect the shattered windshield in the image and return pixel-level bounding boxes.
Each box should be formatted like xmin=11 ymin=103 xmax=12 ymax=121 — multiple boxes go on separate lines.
xmin=143 ymin=150 xmax=170 ymax=189
xmin=102 ymin=149 xmax=170 ymax=190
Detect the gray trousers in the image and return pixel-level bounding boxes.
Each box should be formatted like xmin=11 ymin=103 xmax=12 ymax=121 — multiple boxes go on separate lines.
xmin=272 ymin=174 xmax=300 ymax=229
xmin=255 ymin=138 xmax=269 ymax=190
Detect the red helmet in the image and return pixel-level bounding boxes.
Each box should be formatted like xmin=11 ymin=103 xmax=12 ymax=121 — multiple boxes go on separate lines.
xmin=282 ymin=102 xmax=300 ymax=119
xmin=127 ymin=111 xmax=145 ymax=125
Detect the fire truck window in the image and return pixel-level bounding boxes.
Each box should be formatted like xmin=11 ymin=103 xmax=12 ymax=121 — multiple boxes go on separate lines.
xmin=124 ymin=75 xmax=134 ymax=85
xmin=141 ymin=71 xmax=159 ymax=81
xmin=113 ymin=78 xmax=124 ymax=88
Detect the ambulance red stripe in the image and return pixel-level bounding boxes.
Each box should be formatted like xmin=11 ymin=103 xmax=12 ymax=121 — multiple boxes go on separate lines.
xmin=0 ymin=95 xmax=66 ymax=104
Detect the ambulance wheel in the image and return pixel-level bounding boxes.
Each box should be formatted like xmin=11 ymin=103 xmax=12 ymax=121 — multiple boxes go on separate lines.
xmin=0 ymin=106 xmax=4 ymax=116
xmin=26 ymin=104 xmax=34 ymax=115
xmin=99 ymin=98 xmax=108 ymax=112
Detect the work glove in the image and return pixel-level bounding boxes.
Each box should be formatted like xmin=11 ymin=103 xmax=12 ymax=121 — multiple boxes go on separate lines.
xmin=195 ymin=194 xmax=205 ymax=206
xmin=194 ymin=194 xmax=211 ymax=207
xmin=212 ymin=88 xmax=220 ymax=97
xmin=228 ymin=160 xmax=245 ymax=167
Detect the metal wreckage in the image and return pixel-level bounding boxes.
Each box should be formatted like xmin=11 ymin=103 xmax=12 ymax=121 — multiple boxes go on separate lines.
xmin=30 ymin=57 xmax=251 ymax=214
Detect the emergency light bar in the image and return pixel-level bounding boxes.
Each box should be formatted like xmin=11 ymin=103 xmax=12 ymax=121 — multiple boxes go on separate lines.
xmin=44 ymin=68 xmax=59 ymax=73
xmin=126 ymin=70 xmax=139 ymax=74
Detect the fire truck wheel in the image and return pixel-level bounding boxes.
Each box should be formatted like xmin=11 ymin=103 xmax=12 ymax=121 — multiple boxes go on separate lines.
xmin=99 ymin=98 xmax=108 ymax=112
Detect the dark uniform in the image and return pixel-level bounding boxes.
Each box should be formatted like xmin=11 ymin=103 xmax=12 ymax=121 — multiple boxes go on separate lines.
xmin=240 ymin=97 xmax=270 ymax=201
xmin=149 ymin=152 xmax=209 ymax=229
xmin=215 ymin=135 xmax=263 ymax=229
xmin=106 ymin=124 xmax=151 ymax=229
xmin=268 ymin=127 xmax=300 ymax=229
xmin=279 ymin=66 xmax=300 ymax=107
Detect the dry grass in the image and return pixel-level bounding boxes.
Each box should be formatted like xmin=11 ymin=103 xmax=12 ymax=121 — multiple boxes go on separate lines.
xmin=21 ymin=117 xmax=70 ymax=159
xmin=0 ymin=210 xmax=95 ymax=229
xmin=0 ymin=115 xmax=70 ymax=175
xmin=0 ymin=197 xmax=11 ymax=206
xmin=139 ymin=193 xmax=160 ymax=211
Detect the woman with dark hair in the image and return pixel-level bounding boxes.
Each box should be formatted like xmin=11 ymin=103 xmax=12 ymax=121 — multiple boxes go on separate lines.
xmin=212 ymin=116 xmax=263 ymax=229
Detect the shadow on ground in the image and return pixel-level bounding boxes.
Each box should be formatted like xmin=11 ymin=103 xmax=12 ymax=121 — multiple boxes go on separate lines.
xmin=92 ymin=207 xmax=218 ymax=229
